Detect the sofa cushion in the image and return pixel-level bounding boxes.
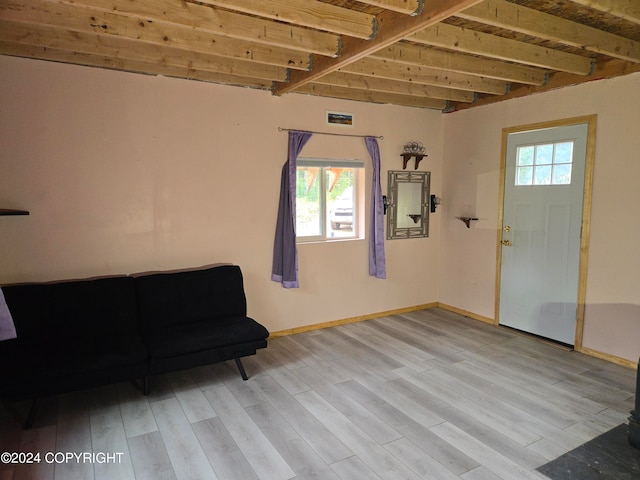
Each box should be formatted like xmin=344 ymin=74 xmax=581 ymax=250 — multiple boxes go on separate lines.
xmin=143 ymin=316 xmax=268 ymax=358
xmin=2 ymin=276 xmax=138 ymax=340
xmin=48 ymin=334 xmax=148 ymax=375
xmin=135 ymin=265 xmax=249 ymax=331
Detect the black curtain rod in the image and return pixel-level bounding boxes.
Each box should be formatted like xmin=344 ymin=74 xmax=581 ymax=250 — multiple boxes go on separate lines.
xmin=277 ymin=127 xmax=383 ymax=140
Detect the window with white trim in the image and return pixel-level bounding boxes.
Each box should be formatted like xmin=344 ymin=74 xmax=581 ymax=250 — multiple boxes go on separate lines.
xmin=296 ymin=158 xmax=364 ymax=242
xmin=515 ymin=141 xmax=574 ymax=186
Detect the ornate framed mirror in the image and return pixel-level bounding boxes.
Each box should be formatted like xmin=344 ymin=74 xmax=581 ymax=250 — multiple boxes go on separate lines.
xmin=386 ymin=170 xmax=430 ymax=239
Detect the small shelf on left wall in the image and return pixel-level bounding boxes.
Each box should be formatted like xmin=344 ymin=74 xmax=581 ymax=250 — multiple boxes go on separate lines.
xmin=0 ymin=209 xmax=29 ymax=216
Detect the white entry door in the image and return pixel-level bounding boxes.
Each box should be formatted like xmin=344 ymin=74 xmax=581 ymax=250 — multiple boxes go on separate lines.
xmin=499 ymin=122 xmax=589 ymax=345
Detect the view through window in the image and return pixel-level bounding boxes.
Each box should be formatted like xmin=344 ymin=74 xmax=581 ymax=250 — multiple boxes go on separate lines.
xmin=515 ymin=141 xmax=574 ymax=186
xmin=296 ymin=158 xmax=363 ymax=241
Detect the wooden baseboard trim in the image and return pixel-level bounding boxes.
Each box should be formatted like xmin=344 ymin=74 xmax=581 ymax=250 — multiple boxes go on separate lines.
xmin=270 ymin=303 xmax=637 ymax=371
xmin=437 ymin=303 xmax=637 ymax=369
xmin=269 ymin=303 xmax=438 ymax=338
xmin=576 ymin=345 xmax=638 ymax=370
xmin=436 ymin=303 xmax=496 ymax=325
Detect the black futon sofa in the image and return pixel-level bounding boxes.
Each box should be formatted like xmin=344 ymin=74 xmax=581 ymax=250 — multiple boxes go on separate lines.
xmin=0 ymin=264 xmax=269 ymax=428
xmin=134 ymin=265 xmax=269 ymax=381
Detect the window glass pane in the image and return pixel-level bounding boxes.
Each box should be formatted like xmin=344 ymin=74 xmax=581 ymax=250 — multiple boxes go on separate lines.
xmin=534 ymin=165 xmax=552 ymax=185
xmin=327 ymin=168 xmax=355 ymax=238
xmin=516 ymin=166 xmax=533 ymax=186
xmin=517 ymin=146 xmax=534 ymax=166
xmin=515 ymin=140 xmax=574 ymax=187
xmin=554 ymin=142 xmax=573 ymax=164
xmin=535 ymin=144 xmax=553 ymax=165
xmin=552 ymin=163 xmax=572 ymax=185
xmin=296 ymin=167 xmax=322 ymax=237
xmin=296 ymin=162 xmax=361 ymax=241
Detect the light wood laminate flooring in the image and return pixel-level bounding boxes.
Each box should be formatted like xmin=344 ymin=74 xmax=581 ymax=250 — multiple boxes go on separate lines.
xmin=0 ymin=308 xmax=636 ymax=480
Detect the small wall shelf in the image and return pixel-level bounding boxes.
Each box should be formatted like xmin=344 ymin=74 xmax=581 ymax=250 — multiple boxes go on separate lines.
xmin=0 ymin=209 xmax=30 ymax=216
xmin=456 ymin=216 xmax=478 ymax=228
xmin=401 ymin=153 xmax=427 ymax=170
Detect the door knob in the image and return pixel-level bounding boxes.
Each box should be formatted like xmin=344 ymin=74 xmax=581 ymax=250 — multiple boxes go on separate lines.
xmin=501 ymin=239 xmax=512 ymax=246
xmin=504 ymin=225 xmax=511 ymax=232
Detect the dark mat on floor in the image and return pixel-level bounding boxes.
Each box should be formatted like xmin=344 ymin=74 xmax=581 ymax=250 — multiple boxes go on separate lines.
xmin=537 ymin=423 xmax=640 ymax=480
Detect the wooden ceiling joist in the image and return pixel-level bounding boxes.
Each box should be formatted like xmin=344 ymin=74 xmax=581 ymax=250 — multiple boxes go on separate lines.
xmin=342 ymin=56 xmax=509 ymax=95
xmin=455 ymin=56 xmax=640 ymax=111
xmin=1 ymin=0 xmax=638 ymax=112
xmin=0 ymin=41 xmax=275 ymax=89
xmin=458 ymin=0 xmax=640 ymax=63
xmin=296 ymin=83 xmax=449 ymax=110
xmin=567 ymin=0 xmax=640 ymax=25
xmin=54 ymin=0 xmax=342 ymax=57
xmin=0 ymin=20 xmax=289 ymax=82
xmin=409 ymin=23 xmax=594 ymax=75
xmin=316 ymin=71 xmax=477 ymax=102
xmin=272 ymin=0 xmax=486 ymax=95
xmin=353 ymin=0 xmax=423 ymax=15
xmin=197 ymin=0 xmax=378 ymax=39
xmin=370 ymin=42 xmax=548 ymax=85
xmin=0 ymin=0 xmax=313 ymax=71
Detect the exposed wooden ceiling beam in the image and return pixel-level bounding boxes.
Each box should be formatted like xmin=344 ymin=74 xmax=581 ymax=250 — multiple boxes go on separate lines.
xmin=316 ymin=71 xmax=476 ymax=102
xmin=450 ymin=57 xmax=640 ymax=111
xmin=341 ymin=56 xmax=509 ymax=94
xmin=1 ymin=0 xmax=635 ymax=111
xmin=196 ymin=0 xmax=377 ymax=39
xmin=272 ymin=0 xmax=485 ymax=95
xmin=0 ymin=20 xmax=289 ymax=82
xmin=0 ymin=41 xmax=275 ymax=88
xmin=409 ymin=23 xmax=594 ymax=74
xmin=295 ymin=83 xmax=448 ymax=110
xmin=0 ymin=0 xmax=313 ymax=70
xmin=458 ymin=0 xmax=640 ymax=63
xmin=568 ymin=0 xmax=640 ymax=25
xmin=58 ymin=0 xmax=341 ymax=57
xmin=353 ymin=0 xmax=423 ymax=15
xmin=371 ymin=42 xmax=548 ymax=85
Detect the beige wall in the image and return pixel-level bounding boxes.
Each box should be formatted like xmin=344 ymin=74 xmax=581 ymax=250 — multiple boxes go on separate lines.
xmin=440 ymin=72 xmax=640 ymax=364
xmin=2 ymin=56 xmax=638 ymax=363
xmin=0 ymin=56 xmax=443 ymax=333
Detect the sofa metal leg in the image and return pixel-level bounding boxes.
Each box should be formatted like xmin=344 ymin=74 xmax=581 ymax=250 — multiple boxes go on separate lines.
xmin=235 ymin=358 xmax=248 ymax=381
xmin=143 ymin=376 xmax=149 ymax=396
xmin=24 ymin=397 xmax=41 ymax=430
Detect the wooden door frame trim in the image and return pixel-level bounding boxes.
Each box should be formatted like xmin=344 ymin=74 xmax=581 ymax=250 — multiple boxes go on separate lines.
xmin=494 ymin=114 xmax=597 ymax=350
